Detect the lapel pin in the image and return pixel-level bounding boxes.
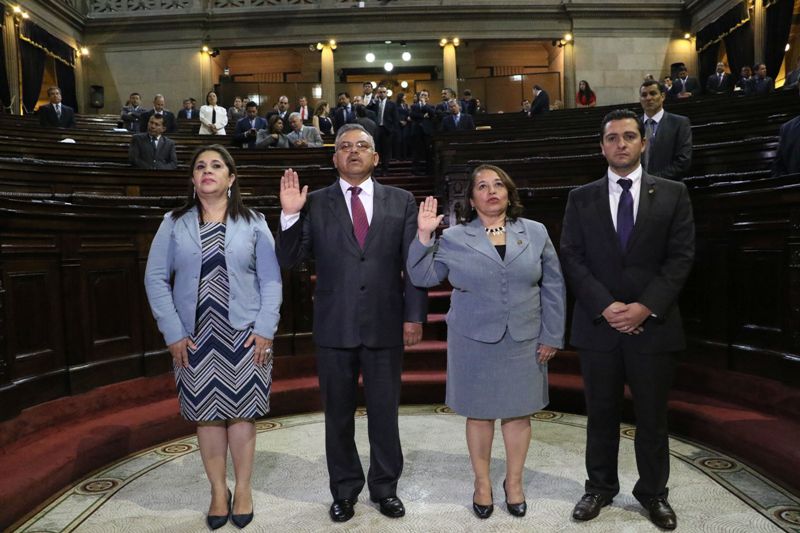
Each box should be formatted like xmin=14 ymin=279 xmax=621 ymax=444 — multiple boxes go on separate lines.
xmin=648 ymin=188 xmax=655 ymax=195
xmin=517 ymin=240 xmax=522 ymax=245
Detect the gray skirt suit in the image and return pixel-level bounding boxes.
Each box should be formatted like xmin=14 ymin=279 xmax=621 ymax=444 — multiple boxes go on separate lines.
xmin=407 ymin=218 xmax=566 ymax=418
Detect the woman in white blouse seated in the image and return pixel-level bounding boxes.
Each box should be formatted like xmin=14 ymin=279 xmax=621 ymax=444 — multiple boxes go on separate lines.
xmin=199 ymin=91 xmax=228 ymax=135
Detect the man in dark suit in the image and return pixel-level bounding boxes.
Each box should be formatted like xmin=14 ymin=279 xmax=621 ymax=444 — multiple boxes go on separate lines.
xmin=639 ymin=79 xmax=692 ymax=181
xmin=705 ymin=62 xmax=733 ymax=95
xmin=276 ymin=124 xmax=427 ymax=523
xmin=177 ymin=98 xmax=196 ymax=120
xmin=295 ymin=96 xmax=310 ymax=122
xmin=773 ymin=84 xmax=800 ymax=176
xmin=441 ymin=99 xmax=475 ymax=131
xmin=331 ymin=92 xmax=357 ymax=132
xmin=668 ymin=66 xmax=701 ymax=99
xmin=266 ymin=95 xmax=291 ymax=125
xmin=560 ymin=109 xmax=695 ymax=531
xmin=128 ymin=114 xmax=178 ymax=170
xmin=409 ymin=89 xmax=436 ymax=174
xmin=139 ymin=94 xmax=176 ymax=134
xmin=749 ymin=63 xmax=775 ymax=95
xmin=530 ymin=85 xmax=550 ymax=116
xmin=38 ymin=86 xmax=75 ymax=128
xmin=121 ymin=92 xmax=145 ymax=131
xmin=367 ymin=85 xmax=400 ymax=175
xmin=233 ymin=101 xmax=268 ymax=149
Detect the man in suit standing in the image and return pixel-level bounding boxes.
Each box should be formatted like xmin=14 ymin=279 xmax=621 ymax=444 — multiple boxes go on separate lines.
xmin=530 ymin=85 xmax=550 ymax=116
xmin=367 ymin=85 xmax=399 ymax=175
xmin=441 ymin=99 xmax=475 ymax=132
xmin=266 ymin=95 xmax=292 ymax=125
xmin=331 ymin=92 xmax=357 ymax=132
xmin=560 ymin=109 xmax=695 ymax=531
xmin=286 ymin=112 xmax=324 ymax=148
xmin=362 ymin=82 xmax=375 ymax=107
xmin=128 ymin=114 xmax=178 ymax=170
xmin=772 ymin=84 xmax=800 ymax=176
xmin=409 ymin=89 xmax=436 ymax=175
xmin=177 ymin=98 xmax=196 ymax=120
xmin=749 ymin=63 xmax=775 ymax=95
xmin=38 ymin=86 xmax=75 ymax=128
xmin=295 ymin=96 xmax=310 ymax=122
xmin=276 ymin=124 xmax=427 ymax=523
xmin=668 ymin=66 xmax=701 ymax=99
xmin=121 ymin=92 xmax=145 ymax=131
xmin=640 ymin=79 xmax=692 ymax=181
xmin=705 ymin=62 xmax=733 ymax=95
xmin=233 ymin=101 xmax=268 ymax=149
xmin=139 ymin=94 xmax=176 ymax=134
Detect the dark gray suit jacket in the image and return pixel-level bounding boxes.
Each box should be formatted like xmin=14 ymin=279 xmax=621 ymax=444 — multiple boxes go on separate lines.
xmin=642 ymin=111 xmax=692 ymax=181
xmin=128 ymin=133 xmax=178 ymax=170
xmin=559 ymin=172 xmax=695 ymax=353
xmin=773 ymin=115 xmax=800 ymax=176
xmin=276 ymin=180 xmax=427 ymax=348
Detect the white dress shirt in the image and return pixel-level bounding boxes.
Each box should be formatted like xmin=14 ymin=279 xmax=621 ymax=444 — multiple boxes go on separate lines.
xmin=280 ymin=177 xmax=375 ymax=230
xmin=607 ymin=164 xmax=642 ymax=230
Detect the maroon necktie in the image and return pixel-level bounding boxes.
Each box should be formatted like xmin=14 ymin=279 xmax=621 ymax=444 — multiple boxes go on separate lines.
xmin=349 ymin=186 xmax=369 ymax=248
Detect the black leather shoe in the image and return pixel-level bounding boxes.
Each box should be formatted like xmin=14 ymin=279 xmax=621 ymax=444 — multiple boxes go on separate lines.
xmin=572 ymin=492 xmax=612 ymax=521
xmin=371 ymin=495 xmax=405 ymax=518
xmin=472 ymin=491 xmax=494 ymax=519
xmin=503 ymin=479 xmax=527 ymax=517
xmin=329 ymin=498 xmax=356 ymax=522
xmin=230 ymin=497 xmax=254 ymax=529
xmin=207 ymin=489 xmax=231 ymax=530
xmin=646 ymin=497 xmax=677 ymax=530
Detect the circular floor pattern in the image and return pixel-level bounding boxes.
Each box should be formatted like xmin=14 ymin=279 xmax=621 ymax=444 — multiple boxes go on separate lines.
xmin=13 ymin=406 xmax=800 ymax=533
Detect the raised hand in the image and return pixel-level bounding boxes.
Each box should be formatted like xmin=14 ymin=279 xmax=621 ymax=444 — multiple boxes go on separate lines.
xmin=417 ymin=196 xmax=444 ymax=244
xmin=280 ymin=168 xmax=308 ymax=215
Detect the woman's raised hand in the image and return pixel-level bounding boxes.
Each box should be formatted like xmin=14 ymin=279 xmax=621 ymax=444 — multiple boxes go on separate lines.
xmin=417 ymin=196 xmax=444 ymax=244
xmin=280 ymin=168 xmax=308 ymax=215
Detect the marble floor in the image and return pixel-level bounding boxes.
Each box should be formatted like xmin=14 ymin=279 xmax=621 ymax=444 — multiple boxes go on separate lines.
xmin=13 ymin=405 xmax=800 ymax=532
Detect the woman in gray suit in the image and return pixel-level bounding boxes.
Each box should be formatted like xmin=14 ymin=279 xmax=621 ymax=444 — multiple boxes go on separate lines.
xmin=408 ymin=164 xmax=566 ymax=519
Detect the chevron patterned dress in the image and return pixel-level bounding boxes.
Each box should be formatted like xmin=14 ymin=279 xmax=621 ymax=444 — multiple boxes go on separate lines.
xmin=174 ymin=222 xmax=272 ymax=422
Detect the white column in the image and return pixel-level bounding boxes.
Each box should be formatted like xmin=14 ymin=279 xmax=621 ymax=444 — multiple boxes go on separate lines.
xmin=753 ymin=0 xmax=765 ymax=64
xmin=3 ymin=12 xmax=21 ymax=114
xmin=321 ymin=45 xmax=335 ymax=104
xmin=442 ymin=42 xmax=457 ymax=93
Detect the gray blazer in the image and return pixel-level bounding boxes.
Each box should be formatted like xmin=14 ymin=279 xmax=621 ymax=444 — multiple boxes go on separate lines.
xmin=407 ymin=217 xmax=566 ymax=347
xmin=144 ymin=207 xmax=282 ymax=346
xmin=287 ymin=125 xmax=324 ymax=147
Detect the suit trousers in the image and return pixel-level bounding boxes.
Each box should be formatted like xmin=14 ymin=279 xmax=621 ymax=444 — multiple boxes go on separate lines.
xmin=376 ymin=125 xmax=394 ymax=171
xmin=579 ymin=344 xmax=675 ymax=504
xmin=316 ymin=344 xmax=404 ymax=501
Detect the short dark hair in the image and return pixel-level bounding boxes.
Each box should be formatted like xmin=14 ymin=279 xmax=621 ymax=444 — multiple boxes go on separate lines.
xmin=462 ymin=164 xmax=524 ymax=223
xmin=600 ymin=109 xmax=645 ymax=139
xmin=129 ymin=92 xmax=140 ymax=97
xmin=172 ymin=145 xmax=254 ymax=223
xmin=268 ymin=114 xmax=284 ymax=132
xmin=640 ymin=79 xmax=666 ymax=95
xmin=47 ymin=86 xmax=60 ymax=96
xmin=338 ymin=91 xmax=350 ymax=99
xmin=245 ymin=101 xmax=258 ymax=110
xmin=149 ymin=114 xmax=165 ymax=125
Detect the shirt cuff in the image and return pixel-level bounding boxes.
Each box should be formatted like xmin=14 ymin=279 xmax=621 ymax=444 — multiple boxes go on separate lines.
xmin=280 ymin=211 xmax=300 ymax=231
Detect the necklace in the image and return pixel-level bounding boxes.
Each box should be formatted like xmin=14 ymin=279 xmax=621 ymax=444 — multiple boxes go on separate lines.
xmin=484 ymin=225 xmax=506 ymax=236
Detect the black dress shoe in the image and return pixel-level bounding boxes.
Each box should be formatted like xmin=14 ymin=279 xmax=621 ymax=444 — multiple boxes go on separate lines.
xmin=572 ymin=492 xmax=612 ymax=521
xmin=329 ymin=498 xmax=356 ymax=522
xmin=207 ymin=489 xmax=231 ymax=530
xmin=472 ymin=491 xmax=494 ymax=519
xmin=371 ymin=495 xmax=405 ymax=518
xmin=502 ymin=479 xmax=527 ymax=517
xmin=230 ymin=497 xmax=254 ymax=529
xmin=646 ymin=497 xmax=677 ymax=530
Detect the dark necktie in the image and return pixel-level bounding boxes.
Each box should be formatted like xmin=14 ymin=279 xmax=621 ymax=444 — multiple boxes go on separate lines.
xmin=55 ymin=104 xmax=62 ymax=118
xmin=616 ymin=178 xmax=634 ymax=250
xmin=151 ymin=136 xmax=158 ymax=151
xmin=211 ymin=108 xmax=217 ymax=125
xmin=349 ymin=186 xmax=369 ymax=248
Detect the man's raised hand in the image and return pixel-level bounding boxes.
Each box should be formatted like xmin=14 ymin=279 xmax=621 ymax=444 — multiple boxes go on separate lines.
xmin=280 ymin=168 xmax=308 ymax=215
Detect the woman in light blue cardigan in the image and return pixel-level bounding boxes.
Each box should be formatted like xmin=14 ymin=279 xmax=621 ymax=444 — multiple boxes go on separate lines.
xmin=408 ymin=164 xmax=566 ymax=519
xmin=145 ymin=145 xmax=281 ymax=529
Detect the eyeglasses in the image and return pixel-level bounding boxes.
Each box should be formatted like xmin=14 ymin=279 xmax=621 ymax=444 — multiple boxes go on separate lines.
xmin=336 ymin=141 xmax=373 ymax=152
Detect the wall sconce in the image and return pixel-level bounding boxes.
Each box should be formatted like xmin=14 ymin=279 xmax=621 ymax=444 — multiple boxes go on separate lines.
xmin=76 ymin=46 xmax=89 ymax=57
xmin=201 ymin=45 xmax=219 ymax=57
xmin=12 ymin=5 xmax=30 ymax=19
xmin=552 ymin=33 xmax=573 ymax=48
xmin=315 ymin=40 xmax=337 ymax=51
xmin=439 ymin=38 xmax=460 ymax=47
xmin=684 ymin=33 xmax=692 ymax=40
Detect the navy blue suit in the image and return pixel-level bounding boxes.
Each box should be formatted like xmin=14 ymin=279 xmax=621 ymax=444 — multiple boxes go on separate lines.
xmin=234 ymin=116 xmax=268 ymax=148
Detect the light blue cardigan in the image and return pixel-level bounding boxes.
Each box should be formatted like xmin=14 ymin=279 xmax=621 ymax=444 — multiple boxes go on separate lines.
xmin=144 ymin=206 xmax=282 ymax=346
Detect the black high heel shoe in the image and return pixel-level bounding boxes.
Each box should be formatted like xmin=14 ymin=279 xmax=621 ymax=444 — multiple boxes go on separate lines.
xmin=503 ymin=479 xmax=527 ymax=517
xmin=472 ymin=490 xmax=494 ymax=519
xmin=231 ymin=490 xmax=254 ymax=529
xmin=207 ymin=488 xmax=231 ymax=530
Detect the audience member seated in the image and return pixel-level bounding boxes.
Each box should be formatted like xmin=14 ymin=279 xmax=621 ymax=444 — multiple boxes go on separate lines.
xmin=354 ymin=104 xmax=378 ymax=140
xmin=199 ymin=90 xmax=228 ymax=135
xmin=139 ymin=94 xmax=177 ymax=134
xmin=521 ymin=99 xmax=531 ymax=116
xmin=662 ymin=76 xmax=673 ymax=92
xmin=668 ymin=65 xmax=701 ymax=99
xmin=233 ymin=101 xmax=268 ymax=149
xmin=286 ymin=112 xmax=323 ymax=148
xmin=128 ymin=114 xmax=178 ymax=170
xmin=773 ymin=85 xmax=800 ymax=176
xmin=295 ymin=96 xmax=310 ymax=122
xmin=38 ymin=86 xmax=75 ymax=128
xmin=705 ymin=62 xmax=733 ymax=95
xmin=311 ymin=100 xmax=333 ymax=136
xmin=331 ymin=92 xmax=356 ymax=132
xmin=749 ymin=63 xmax=775 ymax=95
xmin=575 ymin=80 xmax=597 ymax=107
xmin=530 ymin=85 xmax=550 ymax=116
xmin=177 ymin=98 xmax=196 ymax=120
xmin=639 ymin=79 xmax=692 ymax=181
xmin=352 ymin=95 xmax=376 ymax=121
xmin=441 ymin=99 xmax=475 ymax=132
xmin=121 ymin=92 xmax=145 ymax=131
xmin=783 ymin=57 xmax=800 ymax=91
xmin=735 ymin=66 xmax=752 ymax=94
xmin=227 ymin=96 xmax=244 ymax=125
xmin=256 ymin=115 xmax=290 ymax=149
xmin=473 ymin=98 xmax=487 ymax=114
xmin=266 ymin=95 xmax=291 ymax=125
